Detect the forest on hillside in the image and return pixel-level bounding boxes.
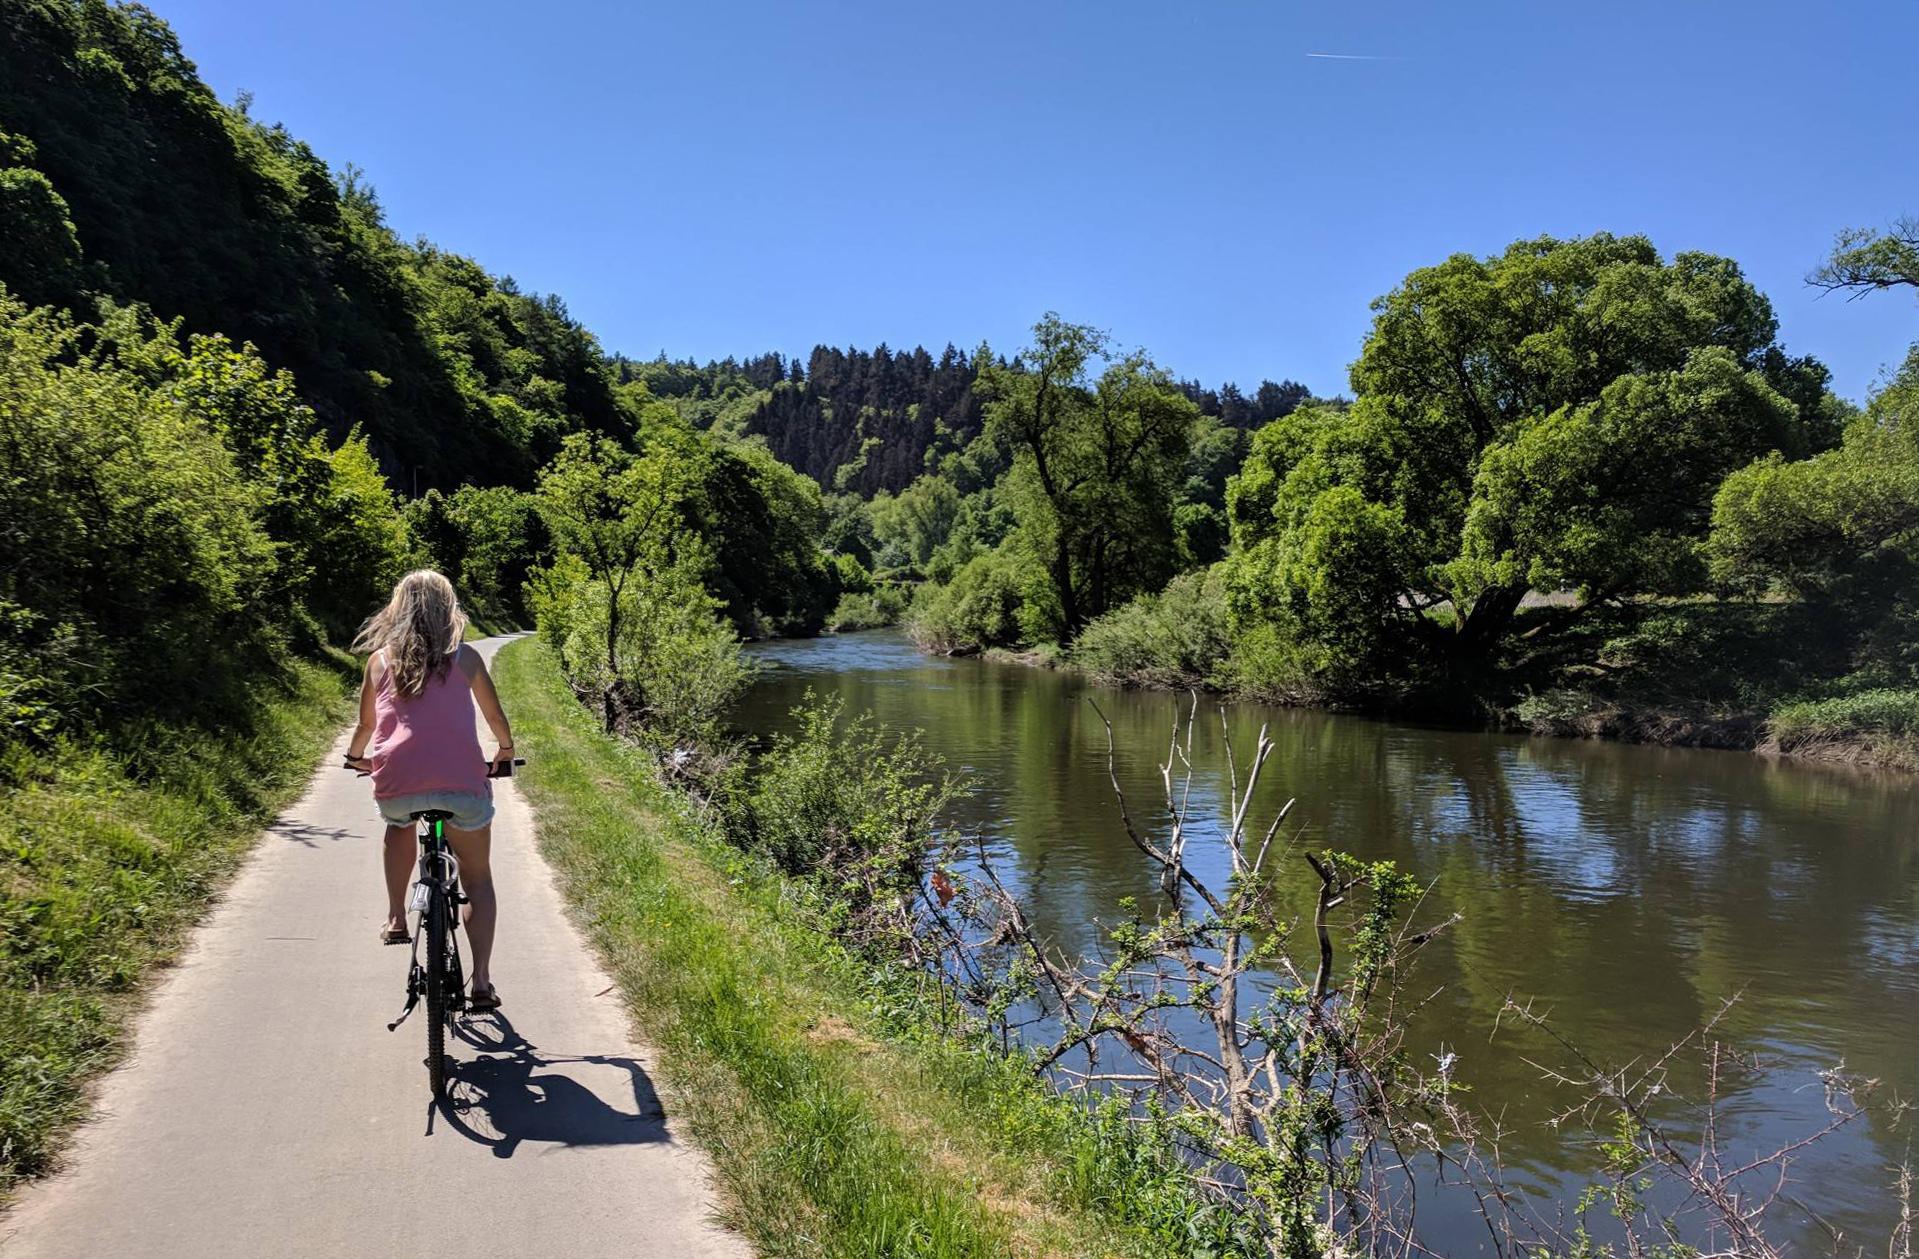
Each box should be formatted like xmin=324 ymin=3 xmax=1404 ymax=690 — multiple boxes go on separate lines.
xmin=5 ymin=0 xmax=1919 ymax=767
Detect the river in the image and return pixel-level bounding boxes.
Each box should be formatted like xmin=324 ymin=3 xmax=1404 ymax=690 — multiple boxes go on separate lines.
xmin=734 ymin=629 xmax=1919 ymax=1252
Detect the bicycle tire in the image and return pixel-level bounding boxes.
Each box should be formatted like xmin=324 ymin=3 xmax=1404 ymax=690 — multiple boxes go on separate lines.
xmin=425 ymin=885 xmax=448 ymax=1100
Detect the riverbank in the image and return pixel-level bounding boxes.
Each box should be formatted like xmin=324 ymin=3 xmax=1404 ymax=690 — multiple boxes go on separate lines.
xmin=0 ymin=653 xmax=357 ymax=1198
xmin=492 ymin=638 xmax=1222 ymax=1259
xmin=969 ymin=641 xmax=1919 ymax=774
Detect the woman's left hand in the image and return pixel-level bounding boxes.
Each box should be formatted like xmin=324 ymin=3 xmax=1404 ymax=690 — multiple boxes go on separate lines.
xmin=343 ymin=753 xmax=373 ymax=775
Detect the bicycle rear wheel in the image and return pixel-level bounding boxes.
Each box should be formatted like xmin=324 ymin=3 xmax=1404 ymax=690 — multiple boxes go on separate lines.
xmin=425 ymin=885 xmax=448 ymax=1100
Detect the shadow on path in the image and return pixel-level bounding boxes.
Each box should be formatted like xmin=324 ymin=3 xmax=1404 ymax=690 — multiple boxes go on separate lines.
xmin=269 ymin=820 xmax=356 ymax=847
xmin=438 ymin=1013 xmax=669 ymax=1158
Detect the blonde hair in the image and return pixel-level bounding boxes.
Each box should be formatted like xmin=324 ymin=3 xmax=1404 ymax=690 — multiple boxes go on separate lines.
xmin=353 ymin=570 xmax=468 ymax=698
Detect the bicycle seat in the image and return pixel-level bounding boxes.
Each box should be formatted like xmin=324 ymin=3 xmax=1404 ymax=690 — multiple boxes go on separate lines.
xmin=409 ymin=809 xmax=455 ymax=822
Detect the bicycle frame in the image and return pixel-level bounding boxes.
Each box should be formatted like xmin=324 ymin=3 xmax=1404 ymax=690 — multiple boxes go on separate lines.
xmin=342 ymin=755 xmax=520 ymax=1097
xmin=386 ymin=813 xmax=466 ymax=1032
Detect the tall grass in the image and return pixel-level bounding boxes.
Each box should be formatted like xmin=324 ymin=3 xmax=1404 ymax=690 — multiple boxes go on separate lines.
xmin=0 ymin=654 xmax=355 ymax=1195
xmin=1769 ymin=687 xmax=1919 ymax=745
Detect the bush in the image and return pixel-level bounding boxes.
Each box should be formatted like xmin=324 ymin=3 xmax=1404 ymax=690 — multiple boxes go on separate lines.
xmin=1215 ymin=622 xmax=1325 ymax=706
xmin=744 ymin=695 xmax=959 ymax=943
xmin=826 ymin=584 xmax=909 ymax=632
xmin=0 ymin=295 xmax=276 ymax=733
xmin=903 ymin=551 xmax=1029 ymax=654
xmin=1071 ymin=567 xmax=1230 ymax=688
xmin=144 ymin=310 xmax=410 ymax=638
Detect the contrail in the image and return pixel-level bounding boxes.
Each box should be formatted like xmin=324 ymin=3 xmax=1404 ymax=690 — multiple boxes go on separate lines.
xmin=1305 ymin=52 xmax=1404 ymax=61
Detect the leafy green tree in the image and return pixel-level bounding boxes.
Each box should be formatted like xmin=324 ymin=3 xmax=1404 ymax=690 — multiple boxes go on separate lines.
xmin=0 ymin=161 xmax=86 ymax=309
xmin=1226 ymin=234 xmax=1833 ymax=694
xmin=1171 ymin=416 xmax=1247 ymax=569
xmin=536 ymin=432 xmax=693 ymax=727
xmin=979 ymin=315 xmax=1198 ymax=641
xmin=300 ymin=433 xmax=412 ymax=633
xmin=405 ymin=484 xmax=549 ymax=625
xmin=694 ymin=440 xmax=839 ymax=636
xmin=1711 ymin=346 xmax=1919 ymax=680
xmin=97 ymin=311 xmax=409 ymax=636
xmin=867 ymin=474 xmax=962 ymax=568
xmin=819 ymin=491 xmax=877 ymax=567
xmin=1810 ymin=215 xmax=1919 ymax=298
xmin=0 ymin=293 xmax=275 ymax=725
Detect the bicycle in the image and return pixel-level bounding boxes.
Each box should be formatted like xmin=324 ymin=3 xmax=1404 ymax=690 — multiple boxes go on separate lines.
xmin=343 ymin=756 xmax=523 ymax=1100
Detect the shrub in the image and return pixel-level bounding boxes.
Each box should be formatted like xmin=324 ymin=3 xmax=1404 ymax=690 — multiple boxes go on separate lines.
xmin=1071 ymin=567 xmax=1230 ymax=688
xmin=1215 ymin=622 xmax=1325 ymax=706
xmin=744 ymin=695 xmax=959 ymax=944
xmin=826 ymin=584 xmax=910 ymax=632
xmin=903 ymin=551 xmax=1029 ymax=654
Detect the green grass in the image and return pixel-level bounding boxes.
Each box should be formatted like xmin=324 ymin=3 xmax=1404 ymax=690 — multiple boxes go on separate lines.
xmin=1767 ymin=687 xmax=1919 ymax=767
xmin=494 ymin=638 xmax=1218 ymax=1259
xmin=0 ymin=653 xmax=357 ymax=1196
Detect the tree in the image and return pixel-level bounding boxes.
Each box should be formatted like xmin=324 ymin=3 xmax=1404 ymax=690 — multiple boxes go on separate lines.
xmin=0 ymin=293 xmax=276 ymax=725
xmin=979 ymin=315 xmax=1198 ymax=642
xmin=867 ymin=474 xmax=962 ymax=568
xmin=1709 ymin=346 xmax=1919 ymax=682
xmin=693 ymin=440 xmax=839 ymax=636
xmin=1809 ymin=215 xmax=1919 ymax=299
xmin=1226 ymin=234 xmax=1832 ymax=695
xmin=536 ymin=432 xmax=692 ymax=728
xmin=0 ymin=162 xmax=86 ymax=310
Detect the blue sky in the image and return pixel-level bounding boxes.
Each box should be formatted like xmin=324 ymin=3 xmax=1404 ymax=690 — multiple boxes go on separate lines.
xmin=156 ymin=0 xmax=1916 ymax=403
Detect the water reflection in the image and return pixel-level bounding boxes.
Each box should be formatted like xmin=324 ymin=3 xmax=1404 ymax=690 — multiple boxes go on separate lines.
xmin=735 ymin=630 xmax=1919 ymax=1251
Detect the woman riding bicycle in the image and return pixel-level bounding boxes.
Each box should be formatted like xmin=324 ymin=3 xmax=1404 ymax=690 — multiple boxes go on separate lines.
xmin=343 ymin=570 xmax=514 ymax=1012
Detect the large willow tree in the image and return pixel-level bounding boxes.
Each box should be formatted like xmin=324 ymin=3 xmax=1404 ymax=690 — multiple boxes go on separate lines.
xmin=1226 ymin=233 xmax=1839 ymax=695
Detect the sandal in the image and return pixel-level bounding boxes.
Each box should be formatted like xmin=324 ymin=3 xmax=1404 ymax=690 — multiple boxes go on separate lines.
xmin=468 ymin=983 xmax=502 ymax=1012
xmin=380 ymin=922 xmax=410 ymax=945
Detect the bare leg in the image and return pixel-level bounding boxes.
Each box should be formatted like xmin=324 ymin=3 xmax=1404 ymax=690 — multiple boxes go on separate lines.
xmin=382 ymin=823 xmax=413 ymax=934
xmin=446 ymin=823 xmax=496 ymax=991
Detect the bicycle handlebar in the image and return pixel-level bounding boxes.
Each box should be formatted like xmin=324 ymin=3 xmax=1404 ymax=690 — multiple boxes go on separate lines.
xmin=339 ymin=756 xmax=526 ymax=778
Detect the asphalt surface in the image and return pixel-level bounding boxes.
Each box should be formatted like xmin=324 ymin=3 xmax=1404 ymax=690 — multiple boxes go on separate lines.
xmin=2 ymin=636 xmax=748 ymax=1259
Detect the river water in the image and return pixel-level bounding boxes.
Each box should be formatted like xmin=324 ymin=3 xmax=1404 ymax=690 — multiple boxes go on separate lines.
xmin=735 ymin=629 xmax=1919 ymax=1252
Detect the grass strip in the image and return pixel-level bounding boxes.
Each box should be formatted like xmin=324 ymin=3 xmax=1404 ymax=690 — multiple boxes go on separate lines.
xmin=494 ymin=637 xmax=1211 ymax=1259
xmin=0 ymin=653 xmax=357 ymax=1196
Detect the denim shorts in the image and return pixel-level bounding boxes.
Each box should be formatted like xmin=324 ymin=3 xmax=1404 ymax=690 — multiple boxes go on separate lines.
xmin=376 ymin=790 xmax=494 ymax=831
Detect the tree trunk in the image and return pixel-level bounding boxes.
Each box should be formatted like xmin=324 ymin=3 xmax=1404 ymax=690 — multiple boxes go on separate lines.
xmin=602 ymin=583 xmax=622 ymax=732
xmin=1456 ymin=583 xmax=1525 ymax=658
xmin=1053 ymin=536 xmax=1081 ymax=643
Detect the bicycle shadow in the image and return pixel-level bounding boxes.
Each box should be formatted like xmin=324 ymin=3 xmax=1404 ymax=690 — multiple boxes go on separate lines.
xmin=434 ymin=1012 xmax=670 ymax=1158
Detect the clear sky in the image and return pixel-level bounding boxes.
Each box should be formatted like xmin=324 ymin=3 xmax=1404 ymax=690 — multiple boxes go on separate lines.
xmin=153 ymin=0 xmax=1916 ymax=403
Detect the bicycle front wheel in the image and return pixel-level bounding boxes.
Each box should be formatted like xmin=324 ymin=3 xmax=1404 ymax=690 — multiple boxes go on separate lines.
xmin=424 ymin=886 xmax=448 ymax=1100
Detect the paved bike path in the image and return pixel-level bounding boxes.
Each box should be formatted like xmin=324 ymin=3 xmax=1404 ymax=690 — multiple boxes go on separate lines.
xmin=2 ymin=636 xmax=748 ymax=1259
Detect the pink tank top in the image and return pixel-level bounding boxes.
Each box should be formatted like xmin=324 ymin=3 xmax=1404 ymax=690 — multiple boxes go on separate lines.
xmin=369 ymin=649 xmax=488 ymax=800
